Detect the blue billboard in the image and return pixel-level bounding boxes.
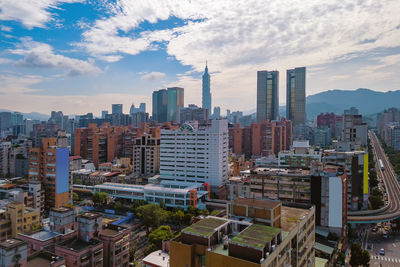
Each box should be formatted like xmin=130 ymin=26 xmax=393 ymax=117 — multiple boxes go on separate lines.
xmin=56 ymin=148 xmax=69 ymax=194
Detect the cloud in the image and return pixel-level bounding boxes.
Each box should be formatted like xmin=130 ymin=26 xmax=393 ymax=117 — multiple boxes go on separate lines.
xmin=0 ymin=58 xmax=13 ymax=64
xmin=11 ymin=38 xmax=102 ymax=76
xmin=0 ymin=0 xmax=83 ymax=29
xmin=0 ymin=25 xmax=12 ymax=32
xmin=0 ymin=74 xmax=150 ymax=115
xmin=75 ymin=0 xmax=400 ymax=110
xmin=141 ymin=71 xmax=166 ymax=81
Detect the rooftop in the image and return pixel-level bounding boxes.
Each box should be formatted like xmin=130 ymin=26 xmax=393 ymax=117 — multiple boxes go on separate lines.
xmin=182 ymin=217 xmax=226 ymax=238
xmin=143 ymin=250 xmax=169 ymax=267
xmin=51 ymin=207 xmax=72 ymax=213
xmin=27 ymin=251 xmax=64 ymax=267
xmin=0 ymin=183 xmax=17 ymax=189
xmin=229 ymin=224 xmax=280 ymax=250
xmin=281 ymin=206 xmax=310 ymax=232
xmin=79 ymin=212 xmax=102 ymax=220
xmin=0 ymin=238 xmax=25 ymax=249
xmin=57 ymin=237 xmax=102 ymax=252
xmin=251 ymin=167 xmax=311 ymax=176
xmin=23 ymin=230 xmax=60 ymax=241
xmin=233 ymin=198 xmax=280 ymax=210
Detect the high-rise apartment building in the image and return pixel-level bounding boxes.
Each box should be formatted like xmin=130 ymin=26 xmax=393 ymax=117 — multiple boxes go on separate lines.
xmin=28 ymin=138 xmax=70 ymax=209
xmin=202 ymin=62 xmax=211 ymax=116
xmin=160 ymin=120 xmax=228 ymax=191
xmin=179 ymin=104 xmax=209 ymax=124
xmin=286 ymin=67 xmax=306 ymax=125
xmin=152 ymin=87 xmax=184 ymax=123
xmin=112 ymin=104 xmax=123 ymax=115
xmin=257 ymin=70 xmax=279 ymax=122
xmin=74 ymin=123 xmax=140 ymax=167
xmin=132 ymin=131 xmax=161 ymax=177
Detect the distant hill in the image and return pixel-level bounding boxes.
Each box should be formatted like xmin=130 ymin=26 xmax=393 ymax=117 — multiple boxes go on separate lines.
xmin=306 ymin=88 xmax=400 ymax=117
xmin=0 ymin=109 xmax=49 ymax=121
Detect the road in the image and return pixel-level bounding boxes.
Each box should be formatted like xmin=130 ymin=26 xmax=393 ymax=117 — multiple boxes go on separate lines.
xmin=347 ymin=131 xmax=400 ymax=223
xmin=367 ymin=229 xmax=400 ymax=266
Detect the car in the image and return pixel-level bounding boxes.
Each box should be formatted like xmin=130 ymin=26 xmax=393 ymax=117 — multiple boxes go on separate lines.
xmin=384 ymin=226 xmax=391 ymax=231
xmin=383 ymin=232 xmax=389 ymax=238
xmin=372 ymin=227 xmax=378 ymax=232
xmin=380 ymin=248 xmax=385 ymax=255
xmin=377 ymin=223 xmax=382 ymax=228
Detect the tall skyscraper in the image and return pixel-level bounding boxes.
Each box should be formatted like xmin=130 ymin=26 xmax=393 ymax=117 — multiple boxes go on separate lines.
xmin=153 ymin=88 xmax=184 ymax=123
xmin=112 ymin=104 xmax=123 ymax=115
xmin=152 ymin=89 xmax=168 ymax=123
xmin=202 ymin=62 xmax=211 ymax=116
xmin=213 ymin=106 xmax=221 ymax=119
xmin=101 ymin=110 xmax=108 ymax=119
xmin=257 ymin=70 xmax=279 ymax=122
xmin=167 ymin=87 xmax=184 ymax=122
xmin=286 ymin=67 xmax=306 ymax=125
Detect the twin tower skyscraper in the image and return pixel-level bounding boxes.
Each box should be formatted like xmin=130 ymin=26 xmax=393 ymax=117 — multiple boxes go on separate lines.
xmin=256 ymin=67 xmax=306 ymax=125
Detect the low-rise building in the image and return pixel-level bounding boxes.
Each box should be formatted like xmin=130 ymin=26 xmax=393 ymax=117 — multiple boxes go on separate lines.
xmin=0 ymin=238 xmax=28 ymax=267
xmin=27 ymin=251 xmax=65 ymax=267
xmin=167 ymin=199 xmax=315 ymax=267
xmin=92 ymin=180 xmax=210 ymax=210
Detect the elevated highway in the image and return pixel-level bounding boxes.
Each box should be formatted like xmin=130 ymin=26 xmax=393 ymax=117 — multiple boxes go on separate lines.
xmin=347 ymin=132 xmax=400 ymax=223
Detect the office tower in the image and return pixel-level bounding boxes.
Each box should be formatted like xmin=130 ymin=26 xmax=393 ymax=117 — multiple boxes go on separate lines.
xmin=0 ymin=112 xmax=12 ymax=131
xmin=101 ymin=110 xmax=108 ymax=119
xmin=152 ymin=87 xmax=184 ymax=123
xmin=257 ymin=70 xmax=279 ymax=122
xmin=152 ymin=89 xmax=168 ymax=123
xmin=213 ymin=106 xmax=221 ymax=119
xmin=202 ymin=62 xmax=211 ymax=116
xmin=132 ymin=131 xmax=160 ymax=177
xmin=28 ymin=138 xmax=70 ymax=209
xmin=160 ymin=119 xmax=228 ymax=192
xmin=139 ymin=103 xmax=146 ymax=113
xmin=11 ymin=112 xmax=24 ymax=126
xmin=179 ymin=104 xmax=209 ymax=124
xmin=167 ymin=87 xmax=184 ymax=122
xmin=286 ymin=67 xmax=306 ymax=125
xmin=112 ymin=104 xmax=123 ymax=115
xmin=131 ymin=112 xmax=149 ymax=127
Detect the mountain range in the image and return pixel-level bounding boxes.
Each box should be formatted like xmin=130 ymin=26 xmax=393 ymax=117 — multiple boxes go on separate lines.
xmin=275 ymin=88 xmax=400 ymax=119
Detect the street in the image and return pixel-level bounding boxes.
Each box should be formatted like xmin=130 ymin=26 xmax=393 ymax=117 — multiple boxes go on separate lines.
xmin=367 ymin=228 xmax=400 ymax=266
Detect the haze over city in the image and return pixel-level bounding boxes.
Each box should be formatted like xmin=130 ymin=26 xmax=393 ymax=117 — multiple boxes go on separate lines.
xmin=1 ymin=0 xmax=400 ymax=115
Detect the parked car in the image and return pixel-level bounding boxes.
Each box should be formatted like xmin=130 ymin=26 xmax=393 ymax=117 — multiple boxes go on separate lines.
xmin=380 ymin=248 xmax=385 ymax=255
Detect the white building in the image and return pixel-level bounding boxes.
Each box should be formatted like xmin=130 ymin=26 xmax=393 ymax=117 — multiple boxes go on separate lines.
xmin=91 ymin=180 xmax=209 ymax=210
xmin=160 ymin=119 xmax=228 ymax=192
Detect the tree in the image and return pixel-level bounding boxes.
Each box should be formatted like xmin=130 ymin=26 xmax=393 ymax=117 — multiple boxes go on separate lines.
xmin=147 ymin=225 xmax=174 ymax=254
xmin=136 ymin=204 xmax=169 ymax=232
xmin=114 ymin=201 xmax=123 ymax=211
xmin=172 ymin=210 xmax=184 ymax=227
xmin=369 ymin=195 xmax=383 ymax=210
xmin=130 ymin=200 xmax=147 ymax=212
xmin=73 ymin=192 xmax=79 ymax=202
xmin=12 ymin=254 xmax=21 ymax=267
xmin=129 ymin=241 xmax=138 ymax=262
xmin=92 ymin=192 xmax=108 ymax=206
xmin=350 ymin=243 xmax=370 ymax=267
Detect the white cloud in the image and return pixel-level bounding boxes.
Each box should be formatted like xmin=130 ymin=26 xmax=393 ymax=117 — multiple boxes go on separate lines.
xmin=0 ymin=74 xmax=150 ymax=115
xmin=75 ymin=0 xmax=400 ymax=111
xmin=11 ymin=38 xmax=102 ymax=76
xmin=0 ymin=58 xmax=13 ymax=64
xmin=0 ymin=25 xmax=12 ymax=32
xmin=141 ymin=71 xmax=166 ymax=81
xmin=0 ymin=0 xmax=83 ymax=29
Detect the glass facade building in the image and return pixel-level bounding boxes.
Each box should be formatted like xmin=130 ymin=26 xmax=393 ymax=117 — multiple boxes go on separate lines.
xmin=257 ymin=70 xmax=279 ymax=122
xmin=286 ymin=67 xmax=306 ymax=125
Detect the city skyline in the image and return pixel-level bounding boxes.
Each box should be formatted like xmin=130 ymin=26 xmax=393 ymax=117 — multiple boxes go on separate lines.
xmin=0 ymin=1 xmax=400 ymax=114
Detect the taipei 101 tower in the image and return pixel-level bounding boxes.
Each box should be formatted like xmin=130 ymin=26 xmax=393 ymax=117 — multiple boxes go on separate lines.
xmin=202 ymin=61 xmax=211 ymax=116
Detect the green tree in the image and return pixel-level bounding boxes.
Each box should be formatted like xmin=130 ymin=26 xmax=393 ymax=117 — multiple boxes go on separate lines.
xmin=147 ymin=225 xmax=174 ymax=254
xmin=129 ymin=241 xmax=138 ymax=262
xmin=350 ymin=243 xmax=370 ymax=267
xmin=73 ymin=192 xmax=79 ymax=202
xmin=130 ymin=200 xmax=147 ymax=212
xmin=369 ymin=195 xmax=383 ymax=210
xmin=114 ymin=201 xmax=123 ymax=211
xmin=172 ymin=210 xmax=184 ymax=227
xmin=136 ymin=204 xmax=169 ymax=233
xmin=12 ymin=254 xmax=21 ymax=267
xmin=92 ymin=192 xmax=108 ymax=206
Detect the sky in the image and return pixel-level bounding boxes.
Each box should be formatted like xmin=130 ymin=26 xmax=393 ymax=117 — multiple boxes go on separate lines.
xmin=0 ymin=0 xmax=400 ymax=116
